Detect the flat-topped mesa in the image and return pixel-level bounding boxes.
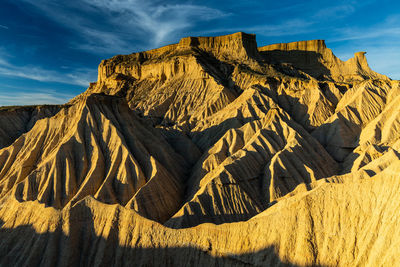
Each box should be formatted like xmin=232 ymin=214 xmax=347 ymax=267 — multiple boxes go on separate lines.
xmin=178 ymin=32 xmax=260 ymax=59
xmin=126 ymin=32 xmax=259 ymax=60
xmin=259 ymin=40 xmax=389 ymax=82
xmin=96 ymin=32 xmax=260 ymax=84
xmin=95 ymin=35 xmax=389 ymax=89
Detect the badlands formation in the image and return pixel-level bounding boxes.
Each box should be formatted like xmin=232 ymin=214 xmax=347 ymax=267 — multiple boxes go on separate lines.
xmin=0 ymin=32 xmax=399 ymax=266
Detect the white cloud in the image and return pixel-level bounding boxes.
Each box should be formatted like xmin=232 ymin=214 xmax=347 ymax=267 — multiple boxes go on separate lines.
xmin=198 ymin=19 xmax=315 ymax=39
xmin=21 ymin=0 xmax=229 ymax=54
xmin=313 ymin=4 xmax=355 ymax=19
xmin=0 ymin=54 xmax=96 ymax=86
xmin=0 ymin=90 xmax=74 ymax=106
xmin=245 ymin=19 xmax=315 ymax=37
xmin=83 ymin=0 xmax=229 ymax=45
xmin=0 ymin=25 xmax=8 ymax=30
xmin=330 ymin=27 xmax=400 ymax=42
xmin=329 ymin=15 xmax=400 ymax=42
xmin=194 ymin=2 xmax=361 ymax=39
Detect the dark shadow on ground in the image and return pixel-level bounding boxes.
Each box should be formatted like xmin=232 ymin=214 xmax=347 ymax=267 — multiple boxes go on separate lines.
xmin=0 ymin=212 xmax=326 ymax=267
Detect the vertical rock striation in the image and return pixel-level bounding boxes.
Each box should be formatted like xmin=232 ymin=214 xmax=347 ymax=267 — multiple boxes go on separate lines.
xmin=0 ymin=32 xmax=399 ymax=266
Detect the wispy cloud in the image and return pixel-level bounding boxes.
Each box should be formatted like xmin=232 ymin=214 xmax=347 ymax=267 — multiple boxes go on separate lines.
xmin=244 ymin=19 xmax=315 ymax=37
xmin=328 ymin=14 xmax=400 ymax=42
xmin=0 ymin=53 xmax=96 ymax=86
xmin=330 ymin=27 xmax=400 ymax=42
xmin=194 ymin=2 xmax=361 ymax=40
xmin=0 ymin=90 xmax=74 ymax=106
xmin=199 ymin=19 xmax=315 ymax=38
xmin=0 ymin=25 xmax=8 ymax=30
xmin=313 ymin=4 xmax=355 ymax=19
xmin=86 ymin=0 xmax=229 ymax=44
xmin=21 ymin=0 xmax=229 ymax=54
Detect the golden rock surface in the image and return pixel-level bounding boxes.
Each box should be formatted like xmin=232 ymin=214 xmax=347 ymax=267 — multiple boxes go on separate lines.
xmin=0 ymin=32 xmax=399 ymax=266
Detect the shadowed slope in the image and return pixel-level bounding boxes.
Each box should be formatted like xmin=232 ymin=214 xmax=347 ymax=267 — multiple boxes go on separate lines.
xmin=2 ymin=161 xmax=400 ymax=266
xmin=167 ymin=106 xmax=338 ymax=228
xmin=0 ymin=32 xmax=399 ymax=266
xmin=0 ymin=105 xmax=62 ymax=149
xmin=259 ymin=40 xmax=388 ymax=82
xmin=312 ymin=80 xmax=399 ymax=162
xmin=0 ymin=94 xmax=188 ymax=222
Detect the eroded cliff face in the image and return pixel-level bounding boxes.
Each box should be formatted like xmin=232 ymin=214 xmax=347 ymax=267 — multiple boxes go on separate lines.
xmin=0 ymin=32 xmax=399 ymax=266
xmin=95 ymin=32 xmax=258 ymax=85
xmin=0 ymin=105 xmax=62 ymax=149
xmin=259 ymin=39 xmax=388 ymax=82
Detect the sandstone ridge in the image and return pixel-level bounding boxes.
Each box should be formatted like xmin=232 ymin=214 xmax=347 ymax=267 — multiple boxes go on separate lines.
xmin=0 ymin=32 xmax=399 ymax=266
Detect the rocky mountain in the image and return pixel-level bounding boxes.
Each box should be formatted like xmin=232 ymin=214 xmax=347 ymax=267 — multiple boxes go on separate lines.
xmin=0 ymin=32 xmax=399 ymax=266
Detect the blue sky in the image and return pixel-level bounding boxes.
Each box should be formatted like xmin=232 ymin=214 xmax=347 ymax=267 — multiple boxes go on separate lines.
xmin=0 ymin=0 xmax=399 ymax=106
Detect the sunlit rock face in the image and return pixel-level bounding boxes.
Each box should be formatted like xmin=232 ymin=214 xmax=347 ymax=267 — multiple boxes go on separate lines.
xmin=0 ymin=32 xmax=399 ymax=267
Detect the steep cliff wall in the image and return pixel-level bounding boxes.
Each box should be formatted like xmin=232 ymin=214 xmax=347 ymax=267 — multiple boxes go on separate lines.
xmin=259 ymin=40 xmax=388 ymax=82
xmin=97 ymin=32 xmax=259 ymax=83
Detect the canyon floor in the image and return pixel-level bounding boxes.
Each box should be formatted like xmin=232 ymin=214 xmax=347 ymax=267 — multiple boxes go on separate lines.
xmin=0 ymin=32 xmax=399 ymax=266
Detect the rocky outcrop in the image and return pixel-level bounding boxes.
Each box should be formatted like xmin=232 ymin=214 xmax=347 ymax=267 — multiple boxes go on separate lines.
xmin=178 ymin=32 xmax=260 ymax=59
xmin=259 ymin=40 xmax=389 ymax=82
xmin=2 ymin=161 xmax=400 ymax=266
xmin=96 ymin=32 xmax=259 ymax=85
xmin=167 ymin=107 xmax=338 ymax=228
xmin=0 ymin=105 xmax=62 ymax=149
xmin=0 ymin=94 xmax=188 ymax=222
xmin=0 ymin=32 xmax=399 ymax=266
xmin=312 ymin=79 xmax=398 ymax=162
